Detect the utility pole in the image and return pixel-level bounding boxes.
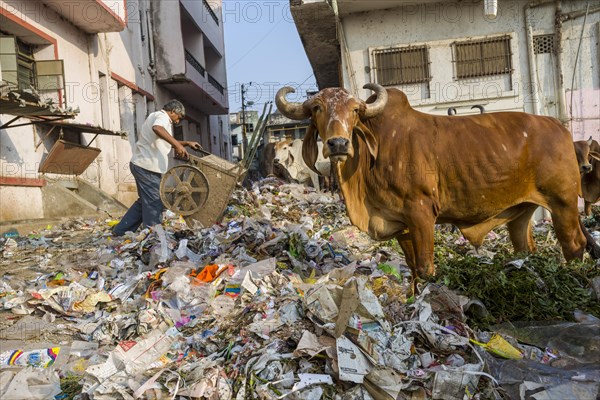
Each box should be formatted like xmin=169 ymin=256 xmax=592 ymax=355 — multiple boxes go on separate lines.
xmin=240 ymin=83 xmax=250 ymax=158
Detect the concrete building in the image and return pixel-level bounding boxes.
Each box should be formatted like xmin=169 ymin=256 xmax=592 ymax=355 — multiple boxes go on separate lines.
xmin=264 ymin=111 xmax=310 ymax=143
xmin=0 ymin=0 xmax=231 ymax=223
xmin=229 ymin=110 xmax=258 ymax=162
xmin=290 ymin=0 xmax=599 ymax=140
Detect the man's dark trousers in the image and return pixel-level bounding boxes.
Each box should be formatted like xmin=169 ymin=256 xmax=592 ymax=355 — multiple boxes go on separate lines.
xmin=113 ymin=162 xmax=164 ymax=236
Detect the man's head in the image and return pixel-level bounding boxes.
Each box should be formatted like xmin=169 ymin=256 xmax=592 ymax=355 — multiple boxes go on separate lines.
xmin=163 ymin=100 xmax=185 ymax=124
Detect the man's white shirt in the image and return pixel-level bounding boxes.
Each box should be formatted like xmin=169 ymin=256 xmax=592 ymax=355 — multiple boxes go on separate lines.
xmin=131 ymin=110 xmax=174 ymax=174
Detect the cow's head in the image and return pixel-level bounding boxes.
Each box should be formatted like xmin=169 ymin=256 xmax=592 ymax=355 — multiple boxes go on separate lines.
xmin=275 ymin=84 xmax=388 ymax=172
xmin=574 ymin=136 xmax=600 ymax=174
xmin=273 ymin=139 xmax=295 ymax=172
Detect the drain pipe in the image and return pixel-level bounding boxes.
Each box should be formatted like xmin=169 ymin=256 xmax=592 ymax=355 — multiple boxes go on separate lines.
xmin=564 ymin=2 xmax=596 ymax=132
xmin=525 ymin=0 xmax=554 ymax=222
xmin=554 ymin=0 xmax=569 ymax=125
xmin=331 ymin=0 xmax=358 ymax=94
xmin=524 ymin=1 xmax=554 ymax=115
xmin=561 ymin=4 xmax=599 ymax=21
xmin=146 ymin=1 xmax=158 ymax=109
xmin=524 ymin=5 xmax=540 ymax=115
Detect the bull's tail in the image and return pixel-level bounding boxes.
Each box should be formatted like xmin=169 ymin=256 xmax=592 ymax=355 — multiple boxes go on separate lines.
xmin=579 ymin=219 xmax=600 ymax=259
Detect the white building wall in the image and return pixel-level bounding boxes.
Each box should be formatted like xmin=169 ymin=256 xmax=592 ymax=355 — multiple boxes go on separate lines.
xmin=0 ymin=1 xmax=91 ymax=219
xmin=101 ymin=0 xmax=127 ymax=22
xmin=181 ymin=0 xmax=224 ymax=53
xmin=151 ymin=0 xmax=230 ymax=161
xmin=339 ymin=0 xmax=599 ymax=140
xmin=342 ymin=3 xmax=527 ymax=114
xmin=0 ymin=0 xmax=247 ymax=222
xmin=0 ymin=0 xmax=151 ymax=221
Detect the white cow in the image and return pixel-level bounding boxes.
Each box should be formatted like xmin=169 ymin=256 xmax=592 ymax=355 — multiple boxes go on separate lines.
xmin=274 ymin=139 xmax=331 ymax=190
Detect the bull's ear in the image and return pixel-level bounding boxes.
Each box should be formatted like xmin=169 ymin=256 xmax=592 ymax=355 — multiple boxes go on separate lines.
xmin=589 ymin=151 xmax=600 ymax=162
xmin=302 ymin=124 xmax=321 ymax=175
xmin=355 ymin=121 xmax=379 ymax=165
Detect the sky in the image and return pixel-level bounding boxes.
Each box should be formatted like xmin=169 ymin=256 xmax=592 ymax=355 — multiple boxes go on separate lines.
xmin=222 ymin=0 xmax=318 ymax=114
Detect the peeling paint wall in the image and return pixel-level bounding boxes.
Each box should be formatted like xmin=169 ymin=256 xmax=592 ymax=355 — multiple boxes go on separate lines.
xmin=151 ymin=1 xmax=185 ymax=81
xmin=0 ymin=0 xmax=152 ymax=221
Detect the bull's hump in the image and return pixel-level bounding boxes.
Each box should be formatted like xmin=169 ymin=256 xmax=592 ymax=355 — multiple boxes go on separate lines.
xmin=377 ymin=89 xmax=411 ymax=112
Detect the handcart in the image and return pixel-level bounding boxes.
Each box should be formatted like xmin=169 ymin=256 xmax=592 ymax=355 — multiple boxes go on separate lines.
xmin=159 ymin=103 xmax=272 ymax=228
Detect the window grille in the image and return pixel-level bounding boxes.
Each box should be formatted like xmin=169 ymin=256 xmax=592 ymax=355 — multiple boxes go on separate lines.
xmin=372 ymin=45 xmax=431 ymax=86
xmin=452 ymin=35 xmax=512 ymax=79
xmin=16 ymin=40 xmax=35 ymax=90
xmin=533 ymin=34 xmax=555 ymax=54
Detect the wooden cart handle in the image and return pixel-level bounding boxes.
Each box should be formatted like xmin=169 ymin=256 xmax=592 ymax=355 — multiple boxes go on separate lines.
xmin=174 ymin=148 xmax=211 ymax=161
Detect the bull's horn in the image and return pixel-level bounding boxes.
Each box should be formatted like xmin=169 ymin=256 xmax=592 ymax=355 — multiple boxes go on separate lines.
xmin=448 ymin=107 xmax=457 ymax=116
xmin=362 ymin=83 xmax=388 ymax=118
xmin=587 ymin=136 xmax=593 ymax=146
xmin=275 ymin=87 xmax=309 ymax=120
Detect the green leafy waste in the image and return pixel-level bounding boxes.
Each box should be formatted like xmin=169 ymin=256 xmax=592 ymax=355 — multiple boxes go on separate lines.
xmin=59 ymin=375 xmax=83 ymax=400
xmin=430 ymin=228 xmax=600 ymax=326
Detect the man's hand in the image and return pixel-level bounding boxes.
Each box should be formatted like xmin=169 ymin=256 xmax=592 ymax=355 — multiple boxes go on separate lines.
xmin=184 ymin=141 xmax=202 ymax=151
xmin=174 ymin=142 xmax=190 ymax=160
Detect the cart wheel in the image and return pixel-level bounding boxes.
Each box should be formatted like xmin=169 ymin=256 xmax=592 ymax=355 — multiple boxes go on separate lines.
xmin=160 ymin=165 xmax=209 ymax=216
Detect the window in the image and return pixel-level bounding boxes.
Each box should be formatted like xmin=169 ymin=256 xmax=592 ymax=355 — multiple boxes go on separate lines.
xmin=36 ymin=60 xmax=65 ymax=93
xmin=16 ymin=40 xmax=34 ymax=90
xmin=371 ymin=45 xmax=431 ymax=86
xmin=0 ymin=35 xmax=66 ymax=102
xmin=452 ymin=35 xmax=512 ymax=79
xmin=0 ymin=35 xmax=32 ymax=89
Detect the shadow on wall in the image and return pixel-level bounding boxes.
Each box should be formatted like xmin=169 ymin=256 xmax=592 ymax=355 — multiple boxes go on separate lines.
xmin=0 ymin=124 xmax=24 ymax=165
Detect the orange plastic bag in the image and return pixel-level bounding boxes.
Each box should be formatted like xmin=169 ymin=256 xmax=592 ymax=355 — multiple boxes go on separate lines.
xmin=190 ymin=264 xmax=229 ymax=283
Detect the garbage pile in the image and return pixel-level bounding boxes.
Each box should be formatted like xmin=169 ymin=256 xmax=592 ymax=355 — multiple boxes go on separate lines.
xmin=0 ymin=180 xmax=599 ymax=400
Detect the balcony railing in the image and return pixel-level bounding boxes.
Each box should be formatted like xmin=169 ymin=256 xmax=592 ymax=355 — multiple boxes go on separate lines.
xmin=203 ymin=0 xmax=219 ymax=25
xmin=185 ymin=50 xmax=206 ymax=77
xmin=208 ymin=73 xmax=224 ymax=94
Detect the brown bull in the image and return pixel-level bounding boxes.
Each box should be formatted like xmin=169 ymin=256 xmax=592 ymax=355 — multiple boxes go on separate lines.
xmin=574 ymin=137 xmax=600 ymax=216
xmin=276 ymin=84 xmax=600 ymax=282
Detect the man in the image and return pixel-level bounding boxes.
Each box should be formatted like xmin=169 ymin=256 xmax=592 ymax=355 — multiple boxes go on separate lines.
xmin=112 ymin=100 xmax=202 ymax=236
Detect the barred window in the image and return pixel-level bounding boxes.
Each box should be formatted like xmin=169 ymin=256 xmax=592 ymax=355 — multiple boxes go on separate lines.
xmin=452 ymin=35 xmax=512 ymax=79
xmin=372 ymin=45 xmax=431 ymax=86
